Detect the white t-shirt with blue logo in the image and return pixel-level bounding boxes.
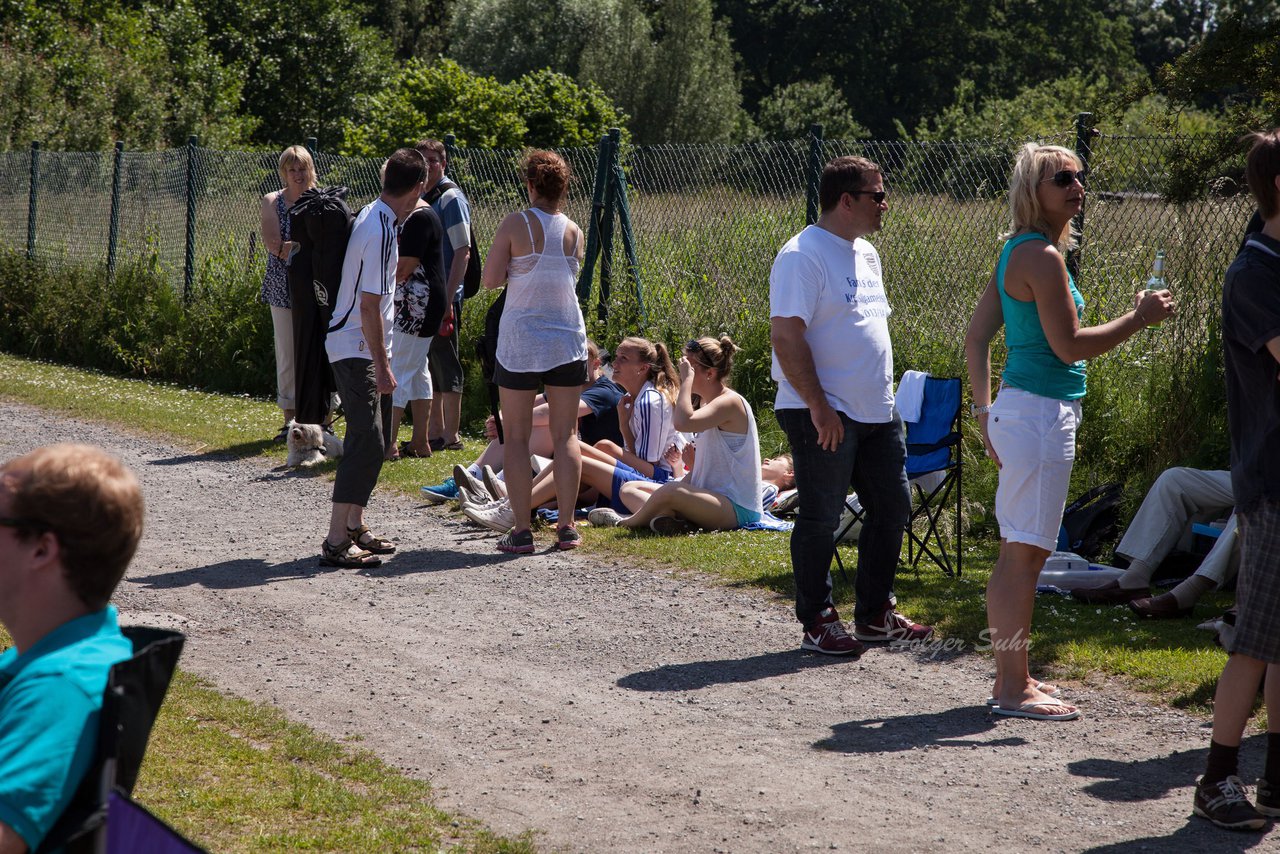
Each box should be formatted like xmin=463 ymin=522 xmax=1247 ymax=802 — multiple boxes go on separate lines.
xmin=769 ymin=224 xmax=894 ymax=423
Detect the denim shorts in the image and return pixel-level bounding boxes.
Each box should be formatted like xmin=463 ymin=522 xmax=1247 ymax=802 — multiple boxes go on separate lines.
xmin=988 ymin=387 xmax=1081 ymax=551
xmin=610 ymin=461 xmax=656 ymax=512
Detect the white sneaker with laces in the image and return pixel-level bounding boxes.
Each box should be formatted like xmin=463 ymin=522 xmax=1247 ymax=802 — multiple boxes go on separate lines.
xmin=587 ymin=507 xmax=623 ymax=527
xmin=464 ymin=499 xmax=516 ymax=533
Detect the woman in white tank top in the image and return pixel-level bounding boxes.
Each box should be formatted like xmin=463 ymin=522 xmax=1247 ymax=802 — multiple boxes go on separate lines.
xmin=597 ymin=335 xmax=763 ymax=532
xmin=480 ymin=150 xmax=587 ymax=554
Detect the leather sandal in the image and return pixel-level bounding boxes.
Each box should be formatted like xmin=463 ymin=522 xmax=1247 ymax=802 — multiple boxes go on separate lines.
xmin=320 ymin=538 xmax=381 ymax=568
xmin=347 ymin=525 xmax=397 ymax=554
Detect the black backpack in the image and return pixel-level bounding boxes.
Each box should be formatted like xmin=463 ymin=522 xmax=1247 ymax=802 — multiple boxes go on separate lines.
xmin=1060 ymin=482 xmax=1124 ymax=561
xmin=475 ymin=289 xmax=506 ymax=442
xmin=422 ymin=179 xmax=482 ymax=299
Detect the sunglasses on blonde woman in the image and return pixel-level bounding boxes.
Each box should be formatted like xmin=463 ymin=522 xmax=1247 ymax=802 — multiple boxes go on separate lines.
xmin=1042 ymin=170 xmax=1086 ymax=187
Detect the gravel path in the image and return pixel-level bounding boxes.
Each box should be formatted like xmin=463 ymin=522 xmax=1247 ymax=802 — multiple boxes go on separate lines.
xmin=2 ymin=401 xmax=1268 ymax=853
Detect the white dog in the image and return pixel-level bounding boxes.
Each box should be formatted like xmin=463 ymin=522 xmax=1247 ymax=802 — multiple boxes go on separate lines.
xmin=285 ymin=421 xmax=343 ymax=468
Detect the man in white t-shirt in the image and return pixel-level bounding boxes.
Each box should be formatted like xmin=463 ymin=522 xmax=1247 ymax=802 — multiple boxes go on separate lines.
xmin=320 ymin=148 xmax=427 ymax=568
xmin=770 ymin=155 xmax=932 ymax=656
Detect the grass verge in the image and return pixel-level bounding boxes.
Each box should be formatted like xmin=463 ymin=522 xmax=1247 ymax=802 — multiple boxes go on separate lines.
xmin=0 ymin=622 xmax=533 ymax=853
xmin=0 ymin=352 xmax=1238 ymax=723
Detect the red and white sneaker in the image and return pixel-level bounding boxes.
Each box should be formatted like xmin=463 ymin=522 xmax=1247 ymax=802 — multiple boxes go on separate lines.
xmin=801 ymin=608 xmax=865 ymax=656
xmin=854 ymin=602 xmax=934 ymax=642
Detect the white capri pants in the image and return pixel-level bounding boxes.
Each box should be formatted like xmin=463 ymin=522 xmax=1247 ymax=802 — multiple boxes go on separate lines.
xmin=270 ymin=305 xmax=295 ymax=412
xmin=989 ymin=387 xmax=1081 ymax=552
xmin=391 ymin=333 xmax=434 ymax=409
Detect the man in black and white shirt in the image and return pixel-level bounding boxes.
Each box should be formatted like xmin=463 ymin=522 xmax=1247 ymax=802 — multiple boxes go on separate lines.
xmin=320 ymin=149 xmax=427 ymax=568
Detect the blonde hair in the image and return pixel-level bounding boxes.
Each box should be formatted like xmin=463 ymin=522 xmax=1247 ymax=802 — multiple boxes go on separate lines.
xmin=277 ymin=145 xmax=317 ymax=189
xmin=686 ymin=335 xmax=739 ymax=382
xmin=619 ymin=336 xmax=679 ymax=404
xmin=3 ymin=444 xmax=144 ymax=609
xmin=1002 ymin=143 xmax=1079 ymax=250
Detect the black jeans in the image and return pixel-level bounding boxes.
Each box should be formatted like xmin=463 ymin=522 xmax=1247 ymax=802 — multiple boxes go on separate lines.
xmin=777 ymin=408 xmax=910 ymax=626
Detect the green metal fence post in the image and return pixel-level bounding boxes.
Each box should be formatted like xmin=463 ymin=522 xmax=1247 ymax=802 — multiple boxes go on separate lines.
xmin=578 ymin=134 xmax=612 ymax=316
xmin=27 ymin=141 xmax=39 ymax=260
xmin=107 ymin=141 xmax=124 ymax=278
xmin=599 ymin=131 xmax=619 ymax=322
xmin=806 ymin=124 xmax=824 ymax=226
xmin=444 ymin=133 xmax=457 ymax=170
xmin=184 ymin=134 xmax=198 ymax=300
xmin=609 ymin=128 xmax=646 ymax=326
xmin=305 ymin=137 xmax=317 ymax=156
xmin=1069 ymin=112 xmax=1095 ymax=280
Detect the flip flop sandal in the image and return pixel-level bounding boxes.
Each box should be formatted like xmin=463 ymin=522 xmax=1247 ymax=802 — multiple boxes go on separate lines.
xmin=320 ymin=538 xmax=381 ymax=568
xmin=985 ymin=681 xmax=1061 ymax=706
xmin=428 ymin=438 xmax=446 ymax=452
xmin=347 ymin=525 xmax=397 ymax=554
xmin=399 ymin=441 xmax=432 ymax=458
xmin=443 ymin=440 xmax=465 ymax=451
xmin=992 ymin=699 xmax=1081 ymax=721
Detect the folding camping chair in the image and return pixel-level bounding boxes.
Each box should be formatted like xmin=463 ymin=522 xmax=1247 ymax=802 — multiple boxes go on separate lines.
xmin=36 ymin=626 xmax=189 ymax=854
xmin=832 ymin=376 xmax=964 ymax=580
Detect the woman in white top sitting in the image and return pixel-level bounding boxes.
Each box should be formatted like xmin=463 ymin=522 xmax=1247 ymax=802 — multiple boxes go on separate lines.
xmin=482 ymin=150 xmax=587 ymax=554
xmin=585 ymin=336 xmax=682 ymax=480
xmin=590 ymin=336 xmax=763 ymax=533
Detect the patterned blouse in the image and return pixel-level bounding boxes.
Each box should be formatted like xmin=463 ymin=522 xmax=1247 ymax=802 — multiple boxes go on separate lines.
xmin=260 ymin=194 xmax=291 ymax=308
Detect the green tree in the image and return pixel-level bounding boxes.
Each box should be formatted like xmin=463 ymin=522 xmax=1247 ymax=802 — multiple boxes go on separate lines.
xmin=0 ymin=0 xmax=248 ymax=150
xmin=340 ymin=59 xmax=628 ymax=155
xmin=449 ymin=0 xmax=745 ymax=143
xmin=754 ymin=78 xmax=868 ymax=141
xmin=197 ymin=0 xmax=392 ymax=148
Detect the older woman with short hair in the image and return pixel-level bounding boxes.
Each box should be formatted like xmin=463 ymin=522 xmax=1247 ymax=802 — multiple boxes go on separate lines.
xmin=260 ymin=144 xmax=317 ymax=440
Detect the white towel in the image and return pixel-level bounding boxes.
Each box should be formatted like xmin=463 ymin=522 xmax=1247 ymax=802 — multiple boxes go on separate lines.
xmin=896 ymin=370 xmax=929 ymax=423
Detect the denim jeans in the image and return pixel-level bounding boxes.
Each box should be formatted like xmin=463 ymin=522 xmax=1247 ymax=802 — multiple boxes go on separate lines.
xmin=777 ymin=408 xmax=910 ymax=626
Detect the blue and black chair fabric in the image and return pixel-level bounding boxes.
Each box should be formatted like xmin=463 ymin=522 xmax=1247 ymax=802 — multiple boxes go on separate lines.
xmin=833 ymin=375 xmax=964 ymax=580
xmin=35 ymin=626 xmax=195 ymax=854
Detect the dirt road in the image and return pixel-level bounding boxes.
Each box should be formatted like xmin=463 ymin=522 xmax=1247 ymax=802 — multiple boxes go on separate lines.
xmin=2 ymin=402 xmax=1265 ymax=852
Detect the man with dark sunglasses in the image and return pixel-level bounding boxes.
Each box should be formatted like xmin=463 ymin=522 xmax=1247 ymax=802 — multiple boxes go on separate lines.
xmin=769 ymin=155 xmax=932 ymax=656
xmin=0 ymin=444 xmax=142 ymax=854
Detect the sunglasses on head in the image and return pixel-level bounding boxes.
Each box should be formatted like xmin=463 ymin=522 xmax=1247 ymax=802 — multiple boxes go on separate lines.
xmin=1042 ymin=169 xmax=1086 ymax=188
xmin=847 ymin=190 xmax=887 ymax=204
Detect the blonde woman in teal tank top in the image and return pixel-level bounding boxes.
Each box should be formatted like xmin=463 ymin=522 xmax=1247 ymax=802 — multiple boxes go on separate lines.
xmin=964 ymin=143 xmax=1175 ymax=722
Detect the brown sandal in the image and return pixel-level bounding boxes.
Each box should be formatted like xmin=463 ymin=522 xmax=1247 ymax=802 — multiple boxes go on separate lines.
xmin=320 ymin=538 xmax=381 ymax=568
xmin=347 ymin=525 xmax=397 ymax=554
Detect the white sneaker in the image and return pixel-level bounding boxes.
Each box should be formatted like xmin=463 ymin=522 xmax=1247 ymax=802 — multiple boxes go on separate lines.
xmin=463 ymin=499 xmax=516 ymax=533
xmin=453 ymin=464 xmax=491 ymax=504
xmin=587 ymin=507 xmax=624 ymax=527
xmin=482 ymin=464 xmax=507 ymax=499
xmin=456 ymin=481 xmax=490 ymax=509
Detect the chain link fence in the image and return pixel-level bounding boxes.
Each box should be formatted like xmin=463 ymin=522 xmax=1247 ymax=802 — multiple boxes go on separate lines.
xmin=0 ymin=130 xmax=1251 ymax=483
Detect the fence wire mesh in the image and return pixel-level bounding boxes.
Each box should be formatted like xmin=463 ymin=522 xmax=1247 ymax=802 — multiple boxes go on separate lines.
xmin=0 ymin=132 xmax=1251 ymax=480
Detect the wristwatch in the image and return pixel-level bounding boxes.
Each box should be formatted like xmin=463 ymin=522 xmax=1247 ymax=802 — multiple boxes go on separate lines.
xmin=970 ymin=403 xmax=992 ymax=416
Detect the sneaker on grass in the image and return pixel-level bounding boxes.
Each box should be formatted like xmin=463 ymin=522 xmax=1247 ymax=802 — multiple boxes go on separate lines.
xmin=420 ymin=477 xmax=458 ymax=504
xmin=587 ymin=507 xmax=624 ymax=527
xmin=1194 ymin=775 xmax=1267 ymax=830
xmin=650 ymin=515 xmax=696 ymax=535
xmin=453 ymin=464 xmax=490 ymax=504
xmin=853 ymin=601 xmax=933 ymax=642
xmin=801 ymin=608 xmax=864 ymax=657
xmin=555 ymin=526 xmax=582 ymax=550
xmin=463 ymin=499 xmax=516 ymax=533
xmin=497 ymin=527 xmax=535 ymax=554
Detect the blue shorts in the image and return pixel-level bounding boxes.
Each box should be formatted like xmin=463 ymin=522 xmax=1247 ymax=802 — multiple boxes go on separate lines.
xmin=731 ymin=501 xmax=762 ymax=528
xmin=610 ymin=462 xmax=654 ymax=512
